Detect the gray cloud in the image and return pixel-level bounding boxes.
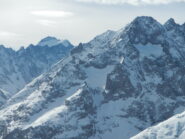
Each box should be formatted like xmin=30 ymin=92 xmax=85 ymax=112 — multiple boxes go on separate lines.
xmin=76 ymin=0 xmax=185 ymax=5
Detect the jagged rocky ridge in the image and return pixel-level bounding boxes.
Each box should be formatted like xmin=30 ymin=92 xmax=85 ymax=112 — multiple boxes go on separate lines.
xmin=0 ymin=16 xmax=185 ymax=139
xmin=0 ymin=36 xmax=73 ymax=96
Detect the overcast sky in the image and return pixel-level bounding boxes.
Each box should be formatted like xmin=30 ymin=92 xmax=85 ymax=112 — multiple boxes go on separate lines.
xmin=0 ymin=0 xmax=185 ymax=49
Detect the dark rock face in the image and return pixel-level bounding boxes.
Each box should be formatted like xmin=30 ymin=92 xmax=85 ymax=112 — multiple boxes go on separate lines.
xmin=164 ymin=18 xmax=178 ymax=31
xmin=105 ymin=64 xmax=136 ymax=100
xmin=71 ymin=43 xmax=84 ymax=55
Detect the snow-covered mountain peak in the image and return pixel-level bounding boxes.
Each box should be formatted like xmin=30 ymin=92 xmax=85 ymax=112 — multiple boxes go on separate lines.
xmin=38 ymin=36 xmax=59 ymax=45
xmin=129 ymin=16 xmax=163 ymax=30
xmin=38 ymin=36 xmax=59 ymax=47
xmin=132 ymin=16 xmax=158 ymax=24
xmin=122 ymin=16 xmax=164 ymax=45
xmin=164 ymin=18 xmax=179 ymax=30
xmin=165 ymin=18 xmax=176 ymax=25
xmin=37 ymin=36 xmax=72 ymax=47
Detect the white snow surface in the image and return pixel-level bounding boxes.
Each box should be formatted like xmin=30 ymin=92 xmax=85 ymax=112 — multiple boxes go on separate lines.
xmin=85 ymin=65 xmax=114 ymax=89
xmin=135 ymin=43 xmax=163 ymax=59
xmin=132 ymin=111 xmax=185 ymax=139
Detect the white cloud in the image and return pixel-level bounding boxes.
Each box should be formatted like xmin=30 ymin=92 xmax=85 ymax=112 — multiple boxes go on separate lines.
xmin=75 ymin=0 xmax=185 ymax=5
xmin=31 ymin=10 xmax=74 ymax=18
xmin=37 ymin=19 xmax=57 ymax=26
xmin=0 ymin=31 xmax=21 ymax=38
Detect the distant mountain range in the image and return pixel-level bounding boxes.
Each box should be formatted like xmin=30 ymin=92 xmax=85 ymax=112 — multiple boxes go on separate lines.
xmin=0 ymin=16 xmax=185 ymax=139
xmin=0 ymin=36 xmax=73 ymax=106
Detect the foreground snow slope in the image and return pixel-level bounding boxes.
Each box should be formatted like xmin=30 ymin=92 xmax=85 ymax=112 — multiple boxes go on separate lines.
xmin=0 ymin=16 xmax=185 ymax=139
xmin=132 ymin=110 xmax=185 ymax=139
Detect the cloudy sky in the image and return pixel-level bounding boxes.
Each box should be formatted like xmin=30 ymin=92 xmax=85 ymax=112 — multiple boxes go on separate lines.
xmin=0 ymin=0 xmax=185 ymax=49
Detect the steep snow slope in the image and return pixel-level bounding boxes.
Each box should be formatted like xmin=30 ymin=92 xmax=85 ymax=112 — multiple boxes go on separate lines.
xmin=0 ymin=16 xmax=185 ymax=139
xmin=132 ymin=110 xmax=185 ymax=139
